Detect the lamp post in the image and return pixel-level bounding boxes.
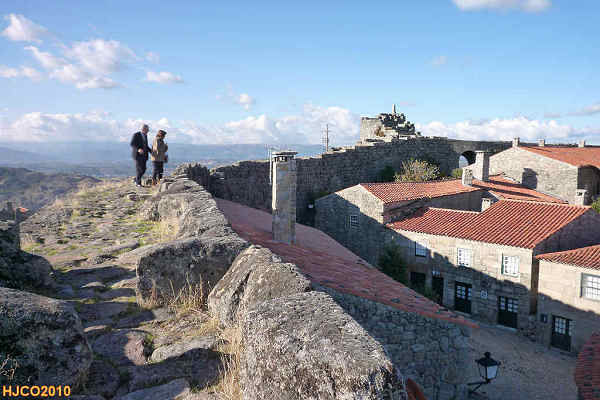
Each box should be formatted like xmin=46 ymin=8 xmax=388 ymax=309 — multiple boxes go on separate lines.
xmin=468 ymin=352 xmax=500 ymax=395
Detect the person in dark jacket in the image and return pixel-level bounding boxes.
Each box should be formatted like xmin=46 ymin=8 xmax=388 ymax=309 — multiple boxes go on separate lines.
xmin=130 ymin=124 xmax=152 ymax=186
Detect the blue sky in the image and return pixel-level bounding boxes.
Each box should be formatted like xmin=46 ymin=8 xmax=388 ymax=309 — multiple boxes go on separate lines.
xmin=0 ymin=0 xmax=598 ymax=146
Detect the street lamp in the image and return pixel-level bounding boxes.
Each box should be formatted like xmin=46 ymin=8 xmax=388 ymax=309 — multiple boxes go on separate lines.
xmin=468 ymin=352 xmax=501 ymax=395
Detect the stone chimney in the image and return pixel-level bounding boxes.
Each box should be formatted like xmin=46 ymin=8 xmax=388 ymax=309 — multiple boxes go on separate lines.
xmin=579 ymin=140 xmax=586 ymax=148
xmin=513 ymin=137 xmax=520 ymax=147
xmin=575 ymin=189 xmax=589 ymax=206
xmin=473 ymin=151 xmax=490 ymax=182
xmin=461 ymin=168 xmax=473 ymax=186
xmin=481 ymin=197 xmax=496 ymax=212
xmin=538 ymin=139 xmax=545 ymax=147
xmin=272 ymin=151 xmax=297 ymax=244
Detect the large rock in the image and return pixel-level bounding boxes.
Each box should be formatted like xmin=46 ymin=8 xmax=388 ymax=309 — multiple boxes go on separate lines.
xmin=136 ymin=235 xmax=248 ymax=305
xmin=241 ymin=291 xmax=404 ymax=400
xmin=208 ymin=245 xmax=313 ymax=326
xmin=0 ymin=220 xmax=54 ymax=289
xmin=0 ymin=287 xmax=92 ymax=387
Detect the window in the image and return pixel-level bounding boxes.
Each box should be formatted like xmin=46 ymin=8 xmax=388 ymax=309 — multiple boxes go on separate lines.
xmin=457 ymin=248 xmax=472 ymax=268
xmin=502 ymin=255 xmax=519 ymax=276
xmin=582 ymin=274 xmax=600 ymax=300
xmin=349 ymin=215 xmax=359 ymax=228
xmin=415 ymin=241 xmax=428 ymax=257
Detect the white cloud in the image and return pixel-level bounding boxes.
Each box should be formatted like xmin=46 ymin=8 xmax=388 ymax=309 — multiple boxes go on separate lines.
xmin=146 ymin=52 xmax=160 ymax=63
xmin=570 ymin=103 xmax=600 ymax=117
xmin=25 ymin=46 xmax=66 ymax=69
xmin=452 ymin=0 xmax=551 ymax=12
xmin=217 ymin=85 xmax=256 ymax=110
xmin=431 ymin=55 xmax=447 ymax=66
xmin=64 ymin=39 xmax=137 ymax=75
xmin=145 ymin=70 xmax=183 ymax=84
xmin=0 ymin=65 xmax=42 ymax=80
xmin=1 ymin=14 xmax=48 ymax=43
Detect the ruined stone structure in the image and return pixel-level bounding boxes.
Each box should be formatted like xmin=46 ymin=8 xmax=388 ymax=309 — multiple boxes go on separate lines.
xmin=271 ymin=151 xmax=297 ymax=244
xmin=360 ymin=105 xmax=420 ymax=141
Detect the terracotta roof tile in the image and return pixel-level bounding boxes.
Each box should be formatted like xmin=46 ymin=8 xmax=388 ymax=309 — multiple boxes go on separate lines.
xmin=520 ymin=145 xmax=600 ymax=169
xmin=575 ymin=332 xmax=600 ymax=400
xmin=388 ymin=200 xmax=590 ymax=249
xmin=536 ymin=245 xmax=600 ymax=270
xmin=216 ymin=198 xmax=476 ymax=329
xmin=361 ymin=179 xmax=480 ymax=204
xmin=472 ymin=175 xmax=566 ymax=203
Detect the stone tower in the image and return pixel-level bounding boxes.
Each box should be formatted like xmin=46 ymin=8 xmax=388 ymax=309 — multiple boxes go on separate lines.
xmin=473 ymin=151 xmax=490 ymax=182
xmin=272 ymin=151 xmax=297 ymax=244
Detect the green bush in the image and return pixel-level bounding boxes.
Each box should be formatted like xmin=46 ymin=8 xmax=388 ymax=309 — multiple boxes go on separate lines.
xmin=378 ymin=165 xmax=396 ymax=182
xmin=451 ymin=168 xmax=463 ymax=179
xmin=378 ymin=244 xmax=407 ymax=284
xmin=592 ymin=198 xmax=600 ymax=213
xmin=395 ymin=159 xmax=441 ymax=182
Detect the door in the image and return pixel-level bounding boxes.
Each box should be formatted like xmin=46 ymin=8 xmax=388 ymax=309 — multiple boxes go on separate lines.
xmin=432 ymin=276 xmax=444 ymax=304
xmin=498 ymin=296 xmax=518 ymax=329
xmin=551 ymin=316 xmax=572 ymax=351
xmin=454 ymin=282 xmax=472 ymax=313
xmin=410 ymin=272 xmax=426 ymax=291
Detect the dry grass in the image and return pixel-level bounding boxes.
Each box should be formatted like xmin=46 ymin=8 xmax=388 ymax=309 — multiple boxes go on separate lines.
xmin=167 ymin=276 xmax=205 ymax=316
xmin=211 ymin=324 xmax=243 ymax=400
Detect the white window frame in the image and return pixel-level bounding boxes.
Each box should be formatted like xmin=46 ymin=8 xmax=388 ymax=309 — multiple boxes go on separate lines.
xmin=582 ymin=274 xmax=600 ymax=301
xmin=457 ymin=248 xmax=472 ymax=268
xmin=415 ymin=240 xmax=428 ymax=257
xmin=502 ymin=255 xmax=520 ymax=277
xmin=349 ymin=214 xmax=359 ymax=228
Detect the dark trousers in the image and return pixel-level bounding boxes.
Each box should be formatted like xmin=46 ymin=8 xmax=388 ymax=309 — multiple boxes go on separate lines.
xmin=152 ymin=161 xmax=164 ymax=181
xmin=135 ymin=157 xmax=147 ymax=185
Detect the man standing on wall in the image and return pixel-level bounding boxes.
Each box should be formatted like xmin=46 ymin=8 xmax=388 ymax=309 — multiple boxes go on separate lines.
xmin=130 ymin=124 xmax=152 ymax=187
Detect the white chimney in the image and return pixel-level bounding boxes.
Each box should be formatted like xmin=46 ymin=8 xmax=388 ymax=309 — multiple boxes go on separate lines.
xmin=575 ymin=189 xmax=589 ymax=206
xmin=462 ymin=168 xmax=473 ymax=186
xmin=579 ymin=140 xmax=586 ymax=148
xmin=513 ymin=137 xmax=520 ymax=147
xmin=272 ymin=150 xmax=298 ymax=244
xmin=481 ymin=198 xmax=495 ymax=212
xmin=538 ymin=139 xmax=545 ymax=147
xmin=473 ymin=151 xmax=490 ymax=182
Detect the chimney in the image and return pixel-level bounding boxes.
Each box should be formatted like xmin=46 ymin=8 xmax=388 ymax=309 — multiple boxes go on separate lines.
xmin=481 ymin=197 xmax=496 ymax=212
xmin=271 ymin=150 xmax=298 ymax=244
xmin=579 ymin=140 xmax=586 ymax=148
xmin=513 ymin=137 xmax=520 ymax=147
xmin=473 ymin=151 xmax=490 ymax=182
xmin=461 ymin=168 xmax=473 ymax=186
xmin=575 ymin=189 xmax=589 ymax=206
xmin=538 ymin=139 xmax=545 ymax=147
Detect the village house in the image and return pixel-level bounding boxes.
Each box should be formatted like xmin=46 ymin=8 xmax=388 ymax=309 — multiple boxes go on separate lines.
xmin=536 ymin=245 xmax=600 ymax=352
xmin=386 ymin=200 xmax=600 ymax=335
xmin=466 ymin=138 xmax=600 ymax=205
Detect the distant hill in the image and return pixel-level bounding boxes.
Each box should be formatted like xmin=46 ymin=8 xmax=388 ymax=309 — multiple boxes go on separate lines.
xmin=0 ymin=167 xmax=100 ymax=212
xmin=0 ymin=147 xmax=56 ymax=163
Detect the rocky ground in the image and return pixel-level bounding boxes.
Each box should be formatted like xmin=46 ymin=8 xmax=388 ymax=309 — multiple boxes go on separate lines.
xmin=18 ymin=179 xmax=230 ymax=400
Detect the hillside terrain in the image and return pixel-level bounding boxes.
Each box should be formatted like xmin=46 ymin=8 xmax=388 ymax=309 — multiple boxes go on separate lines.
xmin=0 ymin=167 xmax=100 ymax=212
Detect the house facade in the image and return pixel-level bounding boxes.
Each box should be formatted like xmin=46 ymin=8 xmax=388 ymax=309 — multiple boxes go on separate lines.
xmin=387 ymin=201 xmax=600 ymax=335
xmin=536 ymin=245 xmax=600 ymax=353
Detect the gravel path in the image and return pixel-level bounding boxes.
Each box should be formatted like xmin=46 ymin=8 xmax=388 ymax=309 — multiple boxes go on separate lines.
xmin=467 ymin=322 xmax=576 ymax=400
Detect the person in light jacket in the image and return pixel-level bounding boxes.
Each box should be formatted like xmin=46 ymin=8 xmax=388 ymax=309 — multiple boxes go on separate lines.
xmin=150 ymin=129 xmax=168 ymax=185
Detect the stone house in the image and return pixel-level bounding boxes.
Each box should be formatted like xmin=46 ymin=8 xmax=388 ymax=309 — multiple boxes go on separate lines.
xmin=466 ymin=138 xmax=600 ymax=205
xmin=386 ymin=200 xmax=600 ymax=335
xmin=536 ymin=245 xmax=600 ymax=353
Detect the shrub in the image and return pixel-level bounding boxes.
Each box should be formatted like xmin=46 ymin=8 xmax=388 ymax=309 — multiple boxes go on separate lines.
xmin=378 ymin=166 xmax=396 ymax=182
xmin=451 ymin=168 xmax=463 ymax=179
xmin=378 ymin=244 xmax=407 ymax=284
xmin=395 ymin=159 xmax=441 ymax=182
xmin=592 ymin=199 xmax=600 ymax=214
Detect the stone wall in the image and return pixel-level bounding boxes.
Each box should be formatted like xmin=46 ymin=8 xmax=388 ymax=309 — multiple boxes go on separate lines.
xmin=203 ymin=138 xmax=509 ymax=224
xmin=537 ymin=260 xmax=600 ymax=353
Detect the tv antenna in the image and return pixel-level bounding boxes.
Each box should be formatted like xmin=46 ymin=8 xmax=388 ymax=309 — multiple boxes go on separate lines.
xmin=322 ymin=124 xmax=331 ymax=153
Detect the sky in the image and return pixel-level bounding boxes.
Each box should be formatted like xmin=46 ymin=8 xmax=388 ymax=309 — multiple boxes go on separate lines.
xmin=0 ymin=0 xmax=598 ymax=146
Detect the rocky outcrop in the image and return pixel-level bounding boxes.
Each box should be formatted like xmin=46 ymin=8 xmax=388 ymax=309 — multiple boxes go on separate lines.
xmin=241 ymin=291 xmax=404 ymax=400
xmin=0 ymin=220 xmax=54 ymax=289
xmin=136 ymin=174 xmax=248 ymax=305
xmin=207 ymin=245 xmax=313 ymax=326
xmin=0 ymin=287 xmax=92 ymax=388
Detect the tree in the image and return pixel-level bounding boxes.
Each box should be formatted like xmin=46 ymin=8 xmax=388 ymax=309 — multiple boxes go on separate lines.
xmin=378 ymin=165 xmax=396 ymax=182
xmin=378 ymin=244 xmax=407 ymax=284
xmin=395 ymin=159 xmax=441 ymax=182
xmin=592 ymin=198 xmax=600 ymax=214
xmin=451 ymin=168 xmax=463 ymax=179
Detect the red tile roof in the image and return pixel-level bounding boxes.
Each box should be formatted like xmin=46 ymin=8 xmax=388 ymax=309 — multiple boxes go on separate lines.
xmin=361 ymin=179 xmax=480 ymax=204
xmin=536 ymin=245 xmax=600 ymax=270
xmin=473 ymin=175 xmax=566 ymax=204
xmin=520 ymin=145 xmax=600 ymax=169
xmin=216 ymin=198 xmax=476 ymax=329
xmin=388 ymin=200 xmax=590 ymax=249
xmin=575 ymin=332 xmax=600 ymax=400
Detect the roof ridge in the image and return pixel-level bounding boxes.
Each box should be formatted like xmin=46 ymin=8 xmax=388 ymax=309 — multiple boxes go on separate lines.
xmin=537 ymin=244 xmax=600 ymax=258
xmin=495 ymin=198 xmax=589 ymax=208
xmin=361 ymin=177 xmax=461 ymax=186
xmin=426 ymin=206 xmax=480 ymax=214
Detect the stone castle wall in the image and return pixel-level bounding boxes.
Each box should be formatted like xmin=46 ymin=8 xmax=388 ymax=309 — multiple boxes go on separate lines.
xmin=207 ymin=138 xmax=509 ymax=223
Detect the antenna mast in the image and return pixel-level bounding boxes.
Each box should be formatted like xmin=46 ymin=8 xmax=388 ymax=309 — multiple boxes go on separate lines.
xmin=322 ymin=124 xmax=330 ymax=153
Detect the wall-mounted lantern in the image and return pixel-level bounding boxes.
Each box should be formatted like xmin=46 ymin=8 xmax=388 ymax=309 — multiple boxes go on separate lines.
xmin=468 ymin=352 xmax=501 ymax=395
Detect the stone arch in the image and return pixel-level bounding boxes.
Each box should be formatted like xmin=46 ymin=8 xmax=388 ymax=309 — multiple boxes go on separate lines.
xmin=460 ymin=151 xmax=477 ymax=166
